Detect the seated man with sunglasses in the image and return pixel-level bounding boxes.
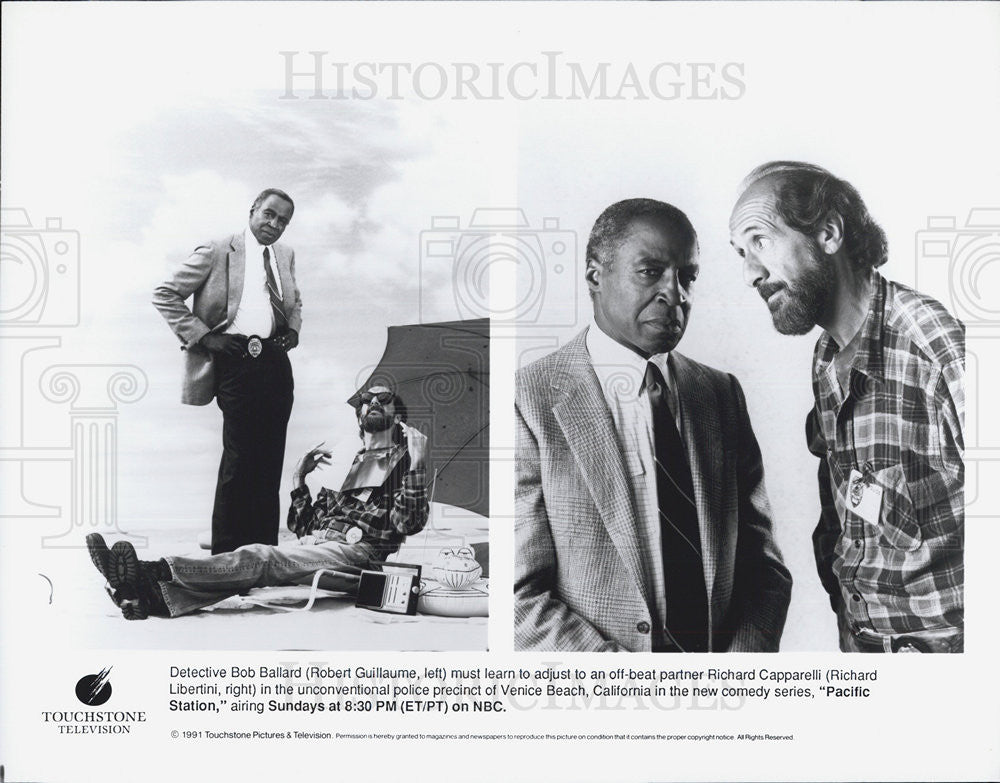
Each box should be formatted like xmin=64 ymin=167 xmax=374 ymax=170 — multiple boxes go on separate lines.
xmin=85 ymin=385 xmax=429 ymax=620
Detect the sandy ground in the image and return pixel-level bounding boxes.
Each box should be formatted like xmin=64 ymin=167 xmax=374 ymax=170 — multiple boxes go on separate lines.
xmin=34 ymin=513 xmax=488 ymax=651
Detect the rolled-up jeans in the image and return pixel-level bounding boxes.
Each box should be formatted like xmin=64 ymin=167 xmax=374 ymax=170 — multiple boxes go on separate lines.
xmin=160 ymin=540 xmax=379 ymax=617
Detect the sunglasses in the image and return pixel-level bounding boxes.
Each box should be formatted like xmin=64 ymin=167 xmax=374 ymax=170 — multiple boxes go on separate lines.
xmin=360 ymin=390 xmax=394 ymax=404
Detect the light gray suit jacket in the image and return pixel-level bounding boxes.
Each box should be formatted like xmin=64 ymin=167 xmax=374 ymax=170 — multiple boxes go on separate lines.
xmin=515 ymin=328 xmax=791 ymax=652
xmin=152 ymin=232 xmax=302 ymax=406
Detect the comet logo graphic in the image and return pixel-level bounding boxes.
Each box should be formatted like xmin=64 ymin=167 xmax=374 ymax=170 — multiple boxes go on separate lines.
xmin=75 ymin=667 xmax=113 ymax=706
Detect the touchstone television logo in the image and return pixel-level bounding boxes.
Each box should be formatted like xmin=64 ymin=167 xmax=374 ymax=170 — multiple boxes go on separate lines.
xmin=41 ymin=667 xmax=147 ymax=735
xmin=75 ymin=667 xmax=113 ymax=706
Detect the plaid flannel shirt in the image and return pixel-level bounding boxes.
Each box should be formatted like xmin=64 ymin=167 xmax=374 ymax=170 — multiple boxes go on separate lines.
xmin=806 ymin=272 xmax=964 ymax=639
xmin=287 ymin=448 xmax=428 ymax=553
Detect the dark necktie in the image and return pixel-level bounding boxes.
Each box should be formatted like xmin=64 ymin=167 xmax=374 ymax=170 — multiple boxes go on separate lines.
xmin=263 ymin=247 xmax=286 ymax=335
xmin=645 ymin=361 xmax=709 ymax=652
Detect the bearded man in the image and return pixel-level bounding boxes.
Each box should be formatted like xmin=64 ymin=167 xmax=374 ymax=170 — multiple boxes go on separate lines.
xmin=85 ymin=385 xmax=428 ymax=620
xmin=730 ymin=161 xmax=965 ymax=652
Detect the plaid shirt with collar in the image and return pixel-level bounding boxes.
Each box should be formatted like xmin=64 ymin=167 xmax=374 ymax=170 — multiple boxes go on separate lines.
xmin=806 ymin=271 xmax=964 ymax=643
xmin=287 ymin=446 xmax=428 ymax=553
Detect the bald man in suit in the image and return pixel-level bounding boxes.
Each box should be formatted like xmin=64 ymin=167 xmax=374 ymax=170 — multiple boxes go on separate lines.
xmin=515 ymin=198 xmax=791 ymax=652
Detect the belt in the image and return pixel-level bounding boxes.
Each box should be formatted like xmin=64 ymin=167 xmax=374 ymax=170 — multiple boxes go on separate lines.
xmin=319 ymin=520 xmax=399 ymax=554
xmin=327 ymin=521 xmax=367 ymax=545
xmin=234 ymin=335 xmax=285 ymax=360
xmin=853 ymin=625 xmax=962 ymax=653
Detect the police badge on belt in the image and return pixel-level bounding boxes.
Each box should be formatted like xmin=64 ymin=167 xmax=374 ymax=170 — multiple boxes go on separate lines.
xmin=247 ymin=335 xmax=263 ymax=358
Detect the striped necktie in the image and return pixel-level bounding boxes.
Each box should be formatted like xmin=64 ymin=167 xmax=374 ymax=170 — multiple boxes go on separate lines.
xmin=645 ymin=361 xmax=709 ymax=652
xmin=262 ymin=247 xmax=286 ymax=335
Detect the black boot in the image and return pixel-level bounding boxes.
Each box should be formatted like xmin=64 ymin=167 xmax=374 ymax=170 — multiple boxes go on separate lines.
xmin=109 ymin=541 xmax=171 ymax=620
xmin=85 ymin=533 xmax=113 ymax=582
xmin=85 ymin=534 xmax=170 ymax=619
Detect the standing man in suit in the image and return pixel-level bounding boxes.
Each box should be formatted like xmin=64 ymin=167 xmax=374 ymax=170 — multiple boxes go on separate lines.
xmin=153 ymin=189 xmax=302 ymax=554
xmin=730 ymin=162 xmax=964 ymax=652
xmin=515 ymin=198 xmax=791 ymax=652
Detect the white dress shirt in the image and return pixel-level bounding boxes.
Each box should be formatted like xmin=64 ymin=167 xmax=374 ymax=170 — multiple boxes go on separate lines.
xmin=227 ymin=228 xmax=284 ymax=338
xmin=585 ymin=322 xmax=684 ymax=635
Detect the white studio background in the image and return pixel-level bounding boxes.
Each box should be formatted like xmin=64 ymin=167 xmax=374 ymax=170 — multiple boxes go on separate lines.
xmin=2 ymin=3 xmax=999 ymax=782
xmin=513 ymin=4 xmax=1000 ymax=653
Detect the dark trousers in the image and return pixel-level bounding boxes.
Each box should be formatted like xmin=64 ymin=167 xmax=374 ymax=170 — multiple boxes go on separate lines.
xmin=211 ymin=348 xmax=293 ymax=554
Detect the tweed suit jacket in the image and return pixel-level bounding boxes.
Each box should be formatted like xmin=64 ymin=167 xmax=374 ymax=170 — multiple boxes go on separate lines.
xmin=152 ymin=232 xmax=302 ymax=406
xmin=515 ymin=328 xmax=791 ymax=652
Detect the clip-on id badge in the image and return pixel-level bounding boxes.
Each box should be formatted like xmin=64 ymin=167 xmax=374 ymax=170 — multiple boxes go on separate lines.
xmin=355 ymin=562 xmax=422 ymax=615
xmin=847 ymin=468 xmax=883 ymax=525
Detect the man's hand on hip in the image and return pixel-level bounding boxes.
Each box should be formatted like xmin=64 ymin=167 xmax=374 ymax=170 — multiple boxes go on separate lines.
xmin=199 ymin=333 xmax=245 ymax=357
xmin=275 ymin=328 xmax=299 ymax=352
